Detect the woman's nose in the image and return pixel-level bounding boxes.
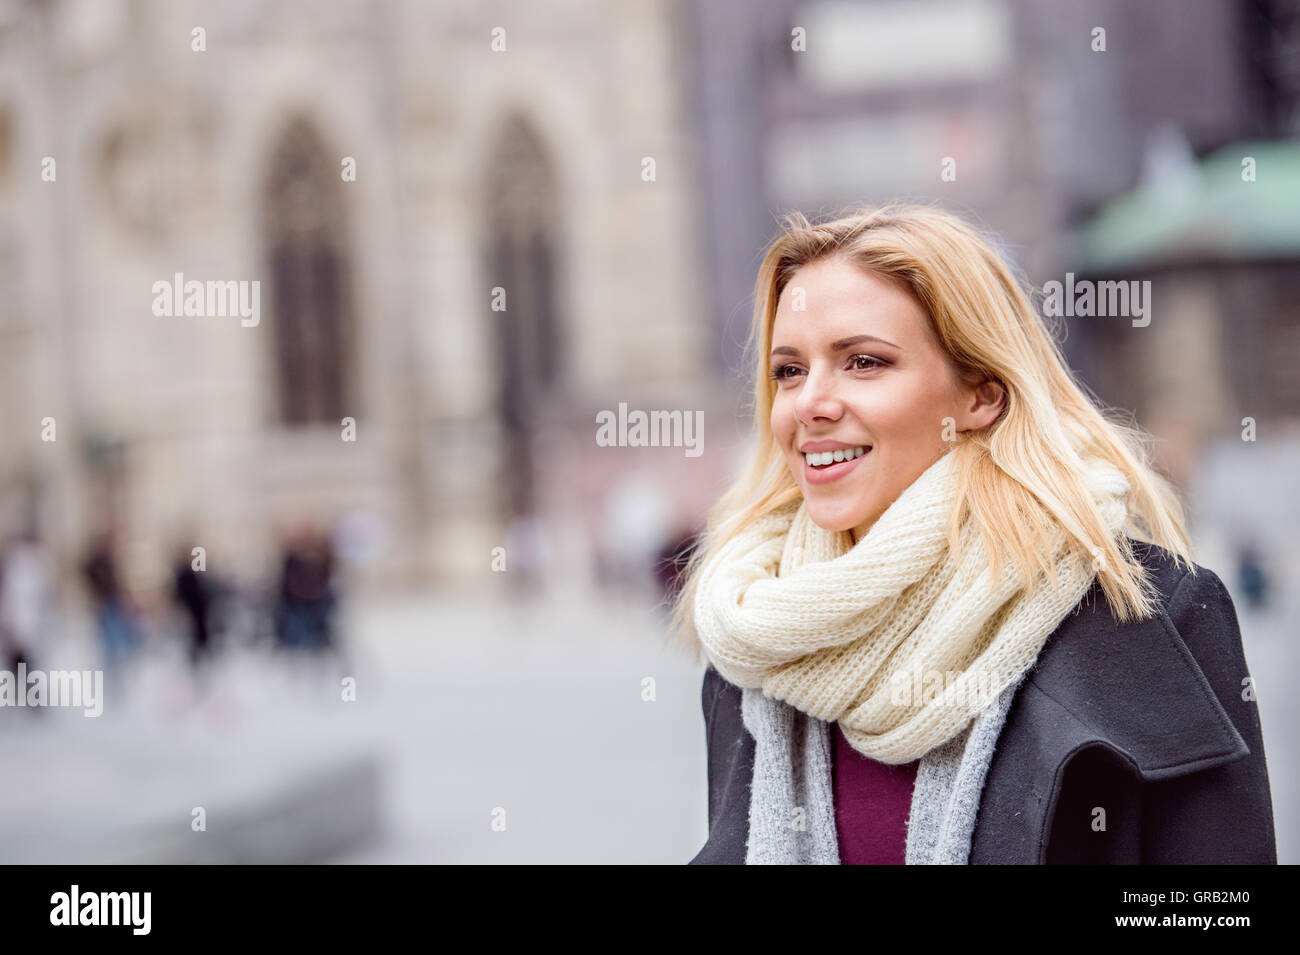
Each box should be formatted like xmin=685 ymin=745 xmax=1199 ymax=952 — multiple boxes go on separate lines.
xmin=794 ymin=365 xmax=843 ymax=423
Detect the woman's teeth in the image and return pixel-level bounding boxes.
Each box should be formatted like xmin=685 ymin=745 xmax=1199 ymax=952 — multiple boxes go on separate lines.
xmin=804 ymin=446 xmax=869 ymax=468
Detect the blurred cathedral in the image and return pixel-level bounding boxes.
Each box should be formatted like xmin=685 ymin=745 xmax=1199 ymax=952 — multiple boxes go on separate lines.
xmin=0 ymin=0 xmax=730 ymax=601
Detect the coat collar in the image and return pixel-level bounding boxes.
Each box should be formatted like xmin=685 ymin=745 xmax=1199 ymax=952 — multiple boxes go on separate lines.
xmin=1026 ymin=576 xmax=1248 ymax=780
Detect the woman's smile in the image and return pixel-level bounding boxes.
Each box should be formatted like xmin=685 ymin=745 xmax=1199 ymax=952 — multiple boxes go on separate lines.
xmin=801 ymin=443 xmax=872 ymax=485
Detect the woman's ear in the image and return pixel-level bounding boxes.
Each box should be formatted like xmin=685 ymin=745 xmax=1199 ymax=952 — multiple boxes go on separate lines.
xmin=962 ymin=377 xmax=1007 ymax=431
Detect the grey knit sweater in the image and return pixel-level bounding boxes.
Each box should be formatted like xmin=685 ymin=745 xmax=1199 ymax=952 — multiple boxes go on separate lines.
xmin=740 ymin=676 xmax=1023 ymax=864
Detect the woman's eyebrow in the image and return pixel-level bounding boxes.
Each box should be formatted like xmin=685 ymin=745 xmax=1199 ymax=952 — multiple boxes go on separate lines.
xmin=770 ymin=334 xmax=899 ymax=358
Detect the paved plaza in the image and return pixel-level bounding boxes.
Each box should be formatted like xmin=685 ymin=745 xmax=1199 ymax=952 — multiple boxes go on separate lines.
xmin=1 ymin=580 xmax=1293 ymax=864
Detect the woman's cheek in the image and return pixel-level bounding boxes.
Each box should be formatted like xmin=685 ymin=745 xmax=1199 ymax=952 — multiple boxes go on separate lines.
xmin=770 ymin=400 xmax=792 ymax=445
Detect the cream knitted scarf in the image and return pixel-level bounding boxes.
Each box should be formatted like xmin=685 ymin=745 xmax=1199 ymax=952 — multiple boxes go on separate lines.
xmin=693 ymin=444 xmax=1130 ymax=765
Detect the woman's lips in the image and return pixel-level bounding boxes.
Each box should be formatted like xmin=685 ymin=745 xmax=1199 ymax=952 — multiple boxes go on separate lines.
xmin=803 ymin=447 xmax=870 ymax=485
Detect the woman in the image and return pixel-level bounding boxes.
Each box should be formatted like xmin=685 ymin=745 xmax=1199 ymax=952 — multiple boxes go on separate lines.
xmin=672 ymin=204 xmax=1276 ymax=865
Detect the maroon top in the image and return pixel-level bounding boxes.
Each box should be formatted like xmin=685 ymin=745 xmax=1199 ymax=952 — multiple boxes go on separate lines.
xmin=832 ymin=723 xmax=919 ymax=865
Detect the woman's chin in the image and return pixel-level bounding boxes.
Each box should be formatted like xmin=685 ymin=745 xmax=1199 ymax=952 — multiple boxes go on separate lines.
xmin=803 ymin=503 xmax=865 ymax=535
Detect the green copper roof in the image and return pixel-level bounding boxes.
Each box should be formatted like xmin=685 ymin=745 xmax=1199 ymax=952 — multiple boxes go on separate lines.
xmin=1078 ymin=140 xmax=1300 ymax=272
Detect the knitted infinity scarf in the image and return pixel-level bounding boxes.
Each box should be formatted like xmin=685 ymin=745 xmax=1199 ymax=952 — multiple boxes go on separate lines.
xmin=693 ymin=444 xmax=1130 ymax=766
xmin=739 ymin=673 xmax=1022 ymax=864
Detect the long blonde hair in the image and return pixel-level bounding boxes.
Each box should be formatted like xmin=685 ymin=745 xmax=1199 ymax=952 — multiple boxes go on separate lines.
xmin=669 ymin=203 xmax=1195 ymax=662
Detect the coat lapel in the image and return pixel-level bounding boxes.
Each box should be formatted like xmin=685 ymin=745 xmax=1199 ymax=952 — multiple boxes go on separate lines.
xmin=970 ymin=579 xmax=1250 ymax=864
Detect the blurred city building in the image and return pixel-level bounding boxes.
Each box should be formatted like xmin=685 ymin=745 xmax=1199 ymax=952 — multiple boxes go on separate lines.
xmin=0 ymin=0 xmax=731 ymax=605
xmin=680 ymin=0 xmax=1300 ymax=569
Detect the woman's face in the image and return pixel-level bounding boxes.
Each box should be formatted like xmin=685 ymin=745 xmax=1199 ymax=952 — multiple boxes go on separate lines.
xmin=769 ymin=255 xmax=1004 ymax=542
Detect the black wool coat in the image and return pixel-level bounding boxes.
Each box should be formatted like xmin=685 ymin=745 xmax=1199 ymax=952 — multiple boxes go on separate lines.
xmin=690 ymin=540 xmax=1278 ymax=864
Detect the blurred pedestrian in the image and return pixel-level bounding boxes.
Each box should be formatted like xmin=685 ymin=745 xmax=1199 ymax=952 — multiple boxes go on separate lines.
xmin=1236 ymin=541 xmax=1270 ymax=611
xmin=273 ymin=525 xmax=338 ymax=655
xmin=81 ymin=530 xmax=140 ymax=697
xmin=171 ymin=538 xmax=217 ymax=676
xmin=0 ymin=526 xmax=53 ymax=677
xmin=504 ymin=511 xmax=548 ymax=593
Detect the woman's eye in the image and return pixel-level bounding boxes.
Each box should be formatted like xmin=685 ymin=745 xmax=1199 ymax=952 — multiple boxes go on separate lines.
xmin=771 ymin=357 xmax=884 ymax=381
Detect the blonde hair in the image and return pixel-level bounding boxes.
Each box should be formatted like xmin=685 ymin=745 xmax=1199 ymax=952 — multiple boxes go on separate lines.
xmin=669 ymin=203 xmax=1195 ymax=662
